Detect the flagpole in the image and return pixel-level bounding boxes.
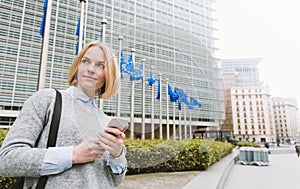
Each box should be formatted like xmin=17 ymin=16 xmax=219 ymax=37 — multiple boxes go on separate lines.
xmin=83 ymin=0 xmax=88 ymax=45
xmin=166 ymin=78 xmax=170 ymax=140
xmin=78 ymin=0 xmax=85 ymax=53
xmin=98 ymin=18 xmax=107 ymax=109
xmin=38 ymin=0 xmax=52 ymax=90
xmin=179 ymin=107 xmax=182 ymax=140
xmin=151 ymin=66 xmax=155 ymax=139
xmin=141 ymin=58 xmax=146 ymax=140
xmin=49 ymin=0 xmax=60 ymax=88
xmin=130 ymin=48 xmax=135 ymax=139
xmin=101 ymin=18 xmax=107 ymax=43
xmin=117 ymin=35 xmax=123 ymax=118
xmin=184 ymin=103 xmax=187 ymax=139
xmin=173 ymin=83 xmax=176 ymax=140
xmin=189 ymin=109 xmax=192 ymax=139
xmin=159 ymin=73 xmax=162 ymax=139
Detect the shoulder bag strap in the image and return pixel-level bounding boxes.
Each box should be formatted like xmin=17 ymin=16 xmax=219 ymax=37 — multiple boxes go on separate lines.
xmin=36 ymin=89 xmax=62 ymax=189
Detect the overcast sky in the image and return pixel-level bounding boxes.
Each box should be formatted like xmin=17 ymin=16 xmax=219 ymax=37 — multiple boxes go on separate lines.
xmin=214 ymin=0 xmax=300 ymax=105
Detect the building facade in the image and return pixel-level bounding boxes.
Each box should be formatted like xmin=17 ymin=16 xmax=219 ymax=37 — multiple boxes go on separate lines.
xmin=221 ymin=58 xmax=263 ymax=86
xmin=230 ymin=85 xmax=275 ymax=142
xmin=221 ymin=58 xmax=276 ymax=142
xmin=220 ymin=72 xmax=235 ymax=133
xmin=272 ymin=97 xmax=300 ymax=144
xmin=0 ymin=0 xmax=224 ymax=139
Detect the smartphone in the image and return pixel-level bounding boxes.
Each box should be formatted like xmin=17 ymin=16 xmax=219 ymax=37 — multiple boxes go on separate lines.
xmin=106 ymin=118 xmax=128 ymax=136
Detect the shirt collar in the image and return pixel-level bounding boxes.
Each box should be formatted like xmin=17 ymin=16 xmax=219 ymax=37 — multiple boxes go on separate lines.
xmin=66 ymin=86 xmax=93 ymax=102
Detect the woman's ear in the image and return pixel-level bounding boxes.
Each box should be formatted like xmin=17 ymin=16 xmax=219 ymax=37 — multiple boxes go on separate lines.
xmin=98 ymin=83 xmax=106 ymax=95
xmin=73 ymin=72 xmax=78 ymax=85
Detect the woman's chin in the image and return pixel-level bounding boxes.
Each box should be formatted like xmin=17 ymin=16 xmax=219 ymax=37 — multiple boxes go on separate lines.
xmin=80 ymin=81 xmax=97 ymax=88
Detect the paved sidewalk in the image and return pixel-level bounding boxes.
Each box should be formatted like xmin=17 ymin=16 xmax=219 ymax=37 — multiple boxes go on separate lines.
xmin=116 ymin=171 xmax=199 ymax=189
xmin=116 ymin=146 xmax=300 ymax=189
xmin=116 ymin=149 xmax=238 ymax=189
xmin=223 ymin=147 xmax=300 ymax=189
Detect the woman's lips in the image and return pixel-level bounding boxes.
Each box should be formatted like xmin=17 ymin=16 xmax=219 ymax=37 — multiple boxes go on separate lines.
xmin=84 ymin=75 xmax=97 ymax=80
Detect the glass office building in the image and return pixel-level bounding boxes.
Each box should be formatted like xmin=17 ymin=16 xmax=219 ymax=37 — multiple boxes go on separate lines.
xmin=0 ymin=0 xmax=224 ymax=139
xmin=221 ymin=58 xmax=263 ymax=86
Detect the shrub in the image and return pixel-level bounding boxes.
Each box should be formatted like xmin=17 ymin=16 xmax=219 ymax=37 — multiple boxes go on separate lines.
xmin=0 ymin=129 xmax=8 ymax=146
xmin=0 ymin=130 xmax=234 ymax=187
xmin=0 ymin=129 xmax=16 ymax=189
xmin=124 ymin=139 xmax=234 ymax=175
xmin=237 ymin=141 xmax=260 ymax=148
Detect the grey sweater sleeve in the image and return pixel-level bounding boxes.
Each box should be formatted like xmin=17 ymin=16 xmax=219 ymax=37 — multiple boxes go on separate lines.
xmin=0 ymin=89 xmax=56 ymax=177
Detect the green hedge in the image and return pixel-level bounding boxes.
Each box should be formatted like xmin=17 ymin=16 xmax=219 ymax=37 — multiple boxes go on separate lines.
xmin=0 ymin=129 xmax=15 ymax=188
xmin=0 ymin=129 xmax=234 ymax=188
xmin=237 ymin=141 xmax=260 ymax=148
xmin=124 ymin=139 xmax=234 ymax=175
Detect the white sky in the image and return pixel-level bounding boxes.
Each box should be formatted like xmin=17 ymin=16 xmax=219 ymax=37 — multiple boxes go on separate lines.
xmin=214 ymin=0 xmax=300 ymax=105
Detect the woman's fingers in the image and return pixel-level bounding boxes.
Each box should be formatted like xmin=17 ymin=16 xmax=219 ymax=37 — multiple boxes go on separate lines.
xmin=99 ymin=130 xmax=124 ymax=157
xmin=72 ymin=138 xmax=105 ymax=164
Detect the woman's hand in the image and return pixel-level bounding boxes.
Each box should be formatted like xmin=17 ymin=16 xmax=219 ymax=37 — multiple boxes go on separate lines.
xmin=72 ymin=138 xmax=105 ymax=164
xmin=99 ymin=128 xmax=125 ymax=158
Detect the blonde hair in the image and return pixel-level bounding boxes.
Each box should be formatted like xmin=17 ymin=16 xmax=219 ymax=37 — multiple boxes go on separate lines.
xmin=67 ymin=40 xmax=120 ymax=99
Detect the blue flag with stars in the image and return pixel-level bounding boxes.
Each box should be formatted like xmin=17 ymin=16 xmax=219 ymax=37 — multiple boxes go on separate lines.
xmin=40 ymin=0 xmax=48 ymax=37
xmin=168 ymin=84 xmax=178 ymax=102
xmin=156 ymin=79 xmax=160 ymax=100
xmin=120 ymin=51 xmax=126 ymax=79
xmin=148 ymin=71 xmax=156 ymax=86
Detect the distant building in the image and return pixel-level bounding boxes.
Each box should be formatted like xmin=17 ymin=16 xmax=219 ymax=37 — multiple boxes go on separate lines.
xmin=230 ymin=85 xmax=275 ymax=142
xmin=221 ymin=58 xmax=276 ymax=142
xmin=221 ymin=72 xmax=235 ymax=135
xmin=221 ymin=58 xmax=263 ymax=86
xmin=272 ymin=97 xmax=300 ymax=143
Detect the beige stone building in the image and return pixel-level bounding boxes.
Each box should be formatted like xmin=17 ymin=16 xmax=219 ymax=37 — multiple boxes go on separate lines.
xmin=230 ymin=85 xmax=276 ymax=142
xmin=272 ymin=97 xmax=300 ymax=144
xmin=221 ymin=59 xmax=300 ymax=144
xmin=221 ymin=58 xmax=276 ymax=143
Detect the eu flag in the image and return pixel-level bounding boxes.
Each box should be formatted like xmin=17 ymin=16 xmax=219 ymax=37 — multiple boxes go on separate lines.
xmin=75 ymin=18 xmax=80 ymax=36
xmin=148 ymin=71 xmax=156 ymax=86
xmin=122 ymin=55 xmax=134 ymax=75
xmin=99 ymin=26 xmax=103 ymax=42
xmin=40 ymin=0 xmax=48 ymax=36
xmin=75 ymin=17 xmax=84 ymax=55
xmin=168 ymin=84 xmax=178 ymax=102
xmin=130 ymin=64 xmax=143 ymax=81
xmin=156 ymin=79 xmax=160 ymax=100
xmin=188 ymin=97 xmax=202 ymax=109
xmin=120 ymin=51 xmax=126 ymax=79
xmin=174 ymin=87 xmax=188 ymax=110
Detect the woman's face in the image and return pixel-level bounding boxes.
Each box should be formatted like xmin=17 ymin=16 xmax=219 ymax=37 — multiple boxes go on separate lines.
xmin=76 ymin=46 xmax=106 ymax=98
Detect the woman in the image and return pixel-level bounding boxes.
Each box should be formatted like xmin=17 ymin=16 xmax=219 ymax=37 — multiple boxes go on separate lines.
xmin=0 ymin=41 xmax=127 ymax=188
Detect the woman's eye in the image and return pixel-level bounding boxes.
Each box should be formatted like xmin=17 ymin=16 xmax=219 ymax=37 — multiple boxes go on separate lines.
xmin=81 ymin=59 xmax=89 ymax=64
xmin=96 ymin=63 xmax=105 ymax=69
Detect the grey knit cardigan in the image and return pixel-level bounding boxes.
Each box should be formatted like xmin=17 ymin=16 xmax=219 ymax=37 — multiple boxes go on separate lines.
xmin=0 ymin=89 xmax=126 ymax=189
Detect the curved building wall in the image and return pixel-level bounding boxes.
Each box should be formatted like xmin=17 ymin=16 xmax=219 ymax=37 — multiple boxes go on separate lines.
xmin=0 ymin=0 xmax=224 ymax=137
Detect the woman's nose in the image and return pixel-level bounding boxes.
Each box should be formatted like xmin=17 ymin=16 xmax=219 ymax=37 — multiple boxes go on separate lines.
xmin=87 ymin=63 xmax=96 ymax=73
